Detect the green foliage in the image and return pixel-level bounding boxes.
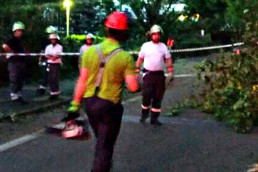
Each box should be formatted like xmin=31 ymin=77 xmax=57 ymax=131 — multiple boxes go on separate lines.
xmin=195 ymin=42 xmax=257 ymax=133
xmin=59 ymin=35 xmax=104 ymax=80
xmin=184 ymin=0 xmax=228 ymax=33
xmin=193 ymin=0 xmax=258 ymax=133
xmin=224 ymin=0 xmax=258 ymax=41
xmin=70 ymin=34 xmax=105 ymax=43
xmin=168 ymin=102 xmax=184 ymax=116
xmin=0 ymin=1 xmax=60 ymax=52
xmin=123 ymin=0 xmax=179 ymax=48
xmin=178 ymin=34 xmax=212 ymax=48
xmin=167 ymin=98 xmax=200 ymax=117
xmin=70 ymin=34 xmax=87 ymax=42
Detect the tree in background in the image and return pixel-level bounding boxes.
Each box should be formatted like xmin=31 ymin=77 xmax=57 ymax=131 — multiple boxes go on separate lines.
xmin=0 ymin=0 xmax=61 ymax=52
xmin=121 ymin=0 xmax=179 ymax=50
xmin=195 ymin=0 xmax=258 ymax=133
xmin=0 ymin=0 xmax=107 ymax=51
xmin=0 ymin=0 xmax=120 ymax=84
xmin=184 ymin=0 xmax=230 ymax=44
xmin=224 ymin=0 xmax=258 ymax=42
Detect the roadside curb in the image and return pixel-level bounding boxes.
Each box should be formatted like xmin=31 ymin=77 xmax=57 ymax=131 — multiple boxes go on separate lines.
xmin=0 ymin=98 xmax=71 ymax=121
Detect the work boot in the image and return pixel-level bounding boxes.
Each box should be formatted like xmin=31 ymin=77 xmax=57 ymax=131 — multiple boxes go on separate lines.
xmin=12 ymin=97 xmax=28 ymax=105
xmin=139 ymin=109 xmax=149 ymax=123
xmin=49 ymin=95 xmax=59 ymax=101
xmin=36 ymin=88 xmax=46 ymax=96
xmin=150 ymin=112 xmax=162 ymax=126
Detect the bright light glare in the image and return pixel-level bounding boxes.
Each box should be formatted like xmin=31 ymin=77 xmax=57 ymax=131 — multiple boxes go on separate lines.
xmin=113 ymin=0 xmax=120 ymax=6
xmin=178 ymin=14 xmax=187 ymax=21
xmin=63 ymin=0 xmax=71 ymax=7
xmin=63 ymin=0 xmax=71 ymax=37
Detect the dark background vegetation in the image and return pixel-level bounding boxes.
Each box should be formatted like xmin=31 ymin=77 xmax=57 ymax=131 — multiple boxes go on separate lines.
xmin=0 ymin=0 xmax=249 ymax=85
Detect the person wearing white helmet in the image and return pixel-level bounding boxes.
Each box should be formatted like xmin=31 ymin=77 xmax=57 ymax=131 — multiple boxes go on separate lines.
xmin=45 ymin=26 xmax=56 ymax=34
xmin=2 ymin=21 xmax=28 ymax=105
xmin=36 ymin=26 xmax=59 ymax=96
xmin=78 ymin=33 xmax=94 ymax=68
xmin=135 ymin=24 xmax=174 ymax=125
xmin=45 ymin=33 xmax=63 ymax=100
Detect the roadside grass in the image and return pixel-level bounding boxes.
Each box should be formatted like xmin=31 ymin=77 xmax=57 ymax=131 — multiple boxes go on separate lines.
xmin=174 ymin=57 xmax=206 ymax=75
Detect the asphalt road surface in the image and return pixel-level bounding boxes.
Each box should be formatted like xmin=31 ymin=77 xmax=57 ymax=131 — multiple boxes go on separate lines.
xmin=0 ymin=77 xmax=257 ymax=172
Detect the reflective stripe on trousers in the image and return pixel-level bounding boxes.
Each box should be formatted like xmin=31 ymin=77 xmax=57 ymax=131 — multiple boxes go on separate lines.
xmin=151 ymin=107 xmax=162 ymax=112
xmin=141 ymin=104 xmax=149 ymax=110
xmin=10 ymin=93 xmax=19 ymax=100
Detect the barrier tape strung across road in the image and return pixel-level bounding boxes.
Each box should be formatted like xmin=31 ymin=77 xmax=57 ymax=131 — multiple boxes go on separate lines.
xmin=0 ymin=42 xmax=244 ymax=57
xmin=0 ymin=52 xmax=81 ymax=57
xmin=170 ymin=42 xmax=244 ymax=53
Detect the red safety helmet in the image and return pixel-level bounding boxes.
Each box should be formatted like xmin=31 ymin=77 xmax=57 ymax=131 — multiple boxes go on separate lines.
xmin=105 ymin=11 xmax=128 ymax=30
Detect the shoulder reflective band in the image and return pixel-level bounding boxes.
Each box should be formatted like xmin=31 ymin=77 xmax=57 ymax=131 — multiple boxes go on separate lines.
xmin=95 ymin=45 xmax=122 ymax=88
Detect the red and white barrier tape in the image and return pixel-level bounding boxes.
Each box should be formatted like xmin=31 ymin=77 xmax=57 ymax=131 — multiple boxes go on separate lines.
xmin=0 ymin=42 xmax=244 ymax=57
xmin=0 ymin=52 xmax=81 ymax=57
xmin=127 ymin=42 xmax=244 ymax=54
xmin=171 ymin=42 xmax=244 ymax=53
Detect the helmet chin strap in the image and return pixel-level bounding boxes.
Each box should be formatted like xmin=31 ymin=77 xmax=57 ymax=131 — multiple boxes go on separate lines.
xmin=51 ymin=41 xmax=57 ymax=46
xmin=14 ymin=33 xmax=22 ymax=38
xmin=86 ymin=42 xmax=93 ymax=46
xmin=152 ymin=39 xmax=160 ymax=44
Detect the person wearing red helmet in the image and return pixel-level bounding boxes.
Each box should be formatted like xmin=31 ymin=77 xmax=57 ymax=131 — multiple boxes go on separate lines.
xmin=135 ymin=24 xmax=174 ymax=125
xmin=62 ymin=11 xmax=138 ymax=171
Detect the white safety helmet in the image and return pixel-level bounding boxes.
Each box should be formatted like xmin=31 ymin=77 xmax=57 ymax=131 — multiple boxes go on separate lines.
xmin=86 ymin=33 xmax=94 ymax=39
xmin=45 ymin=26 xmax=57 ymax=34
xmin=49 ymin=34 xmax=58 ymax=40
xmin=150 ymin=24 xmax=163 ymax=34
xmin=12 ymin=21 xmax=25 ymax=32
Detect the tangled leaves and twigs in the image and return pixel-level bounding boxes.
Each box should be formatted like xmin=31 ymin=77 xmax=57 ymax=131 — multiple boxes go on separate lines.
xmin=194 ymin=30 xmax=258 ymax=133
xmin=167 ymin=97 xmax=200 ymax=117
xmin=168 ymin=102 xmax=184 ymax=117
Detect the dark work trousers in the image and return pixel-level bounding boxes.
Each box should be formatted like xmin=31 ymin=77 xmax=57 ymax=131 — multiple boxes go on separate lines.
xmin=39 ymin=62 xmax=48 ymax=87
xmin=84 ymin=96 xmax=123 ymax=172
xmin=48 ymin=63 xmax=60 ymax=95
xmin=142 ymin=71 xmax=166 ymax=109
xmin=8 ymin=62 xmax=26 ymax=99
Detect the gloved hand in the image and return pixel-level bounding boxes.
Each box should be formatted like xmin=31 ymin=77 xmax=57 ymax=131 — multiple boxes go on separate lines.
xmin=6 ymin=53 xmax=12 ymax=59
xmin=166 ymin=72 xmax=174 ymax=85
xmin=135 ymin=68 xmax=141 ymax=82
xmin=68 ymin=101 xmax=80 ymax=112
xmin=135 ymin=73 xmax=141 ymax=82
xmin=62 ymin=101 xmax=80 ymax=122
